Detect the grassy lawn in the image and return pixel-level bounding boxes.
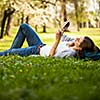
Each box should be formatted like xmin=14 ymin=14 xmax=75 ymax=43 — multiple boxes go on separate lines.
xmin=0 ymin=26 xmax=100 ymax=50
xmin=0 ymin=27 xmax=100 ymax=100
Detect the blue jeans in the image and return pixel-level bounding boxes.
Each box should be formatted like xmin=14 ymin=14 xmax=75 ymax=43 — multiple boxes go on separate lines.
xmin=0 ymin=24 xmax=45 ymax=56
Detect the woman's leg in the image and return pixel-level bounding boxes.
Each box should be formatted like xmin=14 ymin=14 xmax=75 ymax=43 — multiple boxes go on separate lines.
xmin=0 ymin=24 xmax=45 ymax=56
xmin=0 ymin=46 xmax=40 ymax=56
xmin=11 ymin=23 xmax=44 ymax=49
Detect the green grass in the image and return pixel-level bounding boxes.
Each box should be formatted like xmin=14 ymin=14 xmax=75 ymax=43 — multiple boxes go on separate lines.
xmin=0 ymin=56 xmax=100 ymax=100
xmin=0 ymin=27 xmax=100 ymax=100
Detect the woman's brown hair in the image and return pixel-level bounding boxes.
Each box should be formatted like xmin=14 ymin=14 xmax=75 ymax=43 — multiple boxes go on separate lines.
xmin=75 ymin=36 xmax=100 ymax=59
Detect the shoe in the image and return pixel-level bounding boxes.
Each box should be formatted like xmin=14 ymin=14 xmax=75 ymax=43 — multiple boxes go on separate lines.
xmin=61 ymin=21 xmax=70 ymax=33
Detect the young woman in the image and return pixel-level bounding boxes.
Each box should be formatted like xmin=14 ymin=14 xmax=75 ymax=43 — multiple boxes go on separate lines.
xmin=0 ymin=23 xmax=99 ymax=59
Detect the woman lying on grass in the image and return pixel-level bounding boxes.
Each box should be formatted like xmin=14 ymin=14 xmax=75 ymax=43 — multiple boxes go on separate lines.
xmin=0 ymin=22 xmax=100 ymax=60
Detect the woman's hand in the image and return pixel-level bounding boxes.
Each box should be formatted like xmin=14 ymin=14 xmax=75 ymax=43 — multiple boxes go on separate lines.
xmin=68 ymin=42 xmax=74 ymax=47
xmin=71 ymin=46 xmax=82 ymax=51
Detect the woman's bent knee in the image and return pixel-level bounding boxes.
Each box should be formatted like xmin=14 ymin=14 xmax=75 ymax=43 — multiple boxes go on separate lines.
xmin=20 ymin=23 xmax=29 ymax=28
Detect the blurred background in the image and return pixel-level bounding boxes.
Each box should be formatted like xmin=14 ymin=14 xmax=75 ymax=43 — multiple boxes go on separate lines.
xmin=0 ymin=0 xmax=100 ymax=39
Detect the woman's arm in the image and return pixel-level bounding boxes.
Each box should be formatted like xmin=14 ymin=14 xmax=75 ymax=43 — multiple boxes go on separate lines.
xmin=49 ymin=21 xmax=70 ymax=57
xmin=49 ymin=30 xmax=62 ymax=57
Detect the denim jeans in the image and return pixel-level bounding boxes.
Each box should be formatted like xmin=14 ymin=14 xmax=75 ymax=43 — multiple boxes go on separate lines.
xmin=0 ymin=24 xmax=44 ymax=56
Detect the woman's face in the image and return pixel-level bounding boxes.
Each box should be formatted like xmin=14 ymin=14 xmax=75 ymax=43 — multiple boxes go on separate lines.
xmin=74 ymin=36 xmax=85 ymax=47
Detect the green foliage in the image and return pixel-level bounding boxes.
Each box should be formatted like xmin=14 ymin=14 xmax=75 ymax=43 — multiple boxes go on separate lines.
xmin=0 ymin=55 xmax=100 ymax=100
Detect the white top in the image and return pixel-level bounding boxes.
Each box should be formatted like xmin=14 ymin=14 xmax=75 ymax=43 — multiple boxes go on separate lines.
xmin=40 ymin=41 xmax=76 ymax=58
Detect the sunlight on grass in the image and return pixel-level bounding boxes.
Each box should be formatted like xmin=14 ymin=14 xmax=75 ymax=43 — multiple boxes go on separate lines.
xmin=0 ymin=27 xmax=100 ymax=51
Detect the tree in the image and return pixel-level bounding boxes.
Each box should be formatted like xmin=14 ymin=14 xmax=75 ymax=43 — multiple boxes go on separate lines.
xmin=68 ymin=0 xmax=88 ymax=31
xmin=5 ymin=11 xmax=14 ymax=36
xmin=29 ymin=0 xmax=56 ymax=32
xmin=61 ymin=0 xmax=67 ymax=22
xmin=73 ymin=0 xmax=80 ymax=31
xmin=95 ymin=0 xmax=100 ymax=27
xmin=55 ymin=0 xmax=67 ymax=26
xmin=0 ymin=0 xmax=16 ymax=39
xmin=0 ymin=7 xmax=15 ymax=39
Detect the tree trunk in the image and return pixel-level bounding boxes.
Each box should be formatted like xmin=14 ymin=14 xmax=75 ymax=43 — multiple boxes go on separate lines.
xmin=5 ymin=15 xmax=12 ymax=36
xmin=35 ymin=24 xmax=38 ymax=32
xmin=0 ymin=10 xmax=7 ymax=39
xmin=43 ymin=22 xmax=46 ymax=33
xmin=26 ymin=16 xmax=29 ymax=24
xmin=0 ymin=7 xmax=15 ymax=39
xmin=73 ymin=0 xmax=80 ymax=31
xmin=21 ymin=13 xmax=24 ymax=24
xmin=61 ymin=0 xmax=67 ymax=22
